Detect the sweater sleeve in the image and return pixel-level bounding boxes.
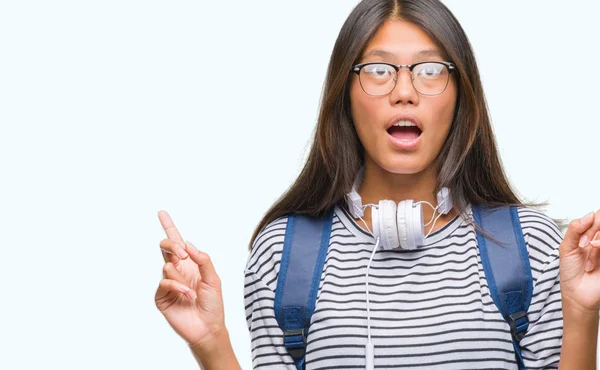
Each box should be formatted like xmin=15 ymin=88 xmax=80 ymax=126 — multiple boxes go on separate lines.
xmin=518 ymin=207 xmax=564 ymax=370
xmin=244 ymin=216 xmax=297 ymax=370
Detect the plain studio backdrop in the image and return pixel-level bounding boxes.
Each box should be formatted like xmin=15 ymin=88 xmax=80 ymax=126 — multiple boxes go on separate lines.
xmin=0 ymin=1 xmax=598 ymax=369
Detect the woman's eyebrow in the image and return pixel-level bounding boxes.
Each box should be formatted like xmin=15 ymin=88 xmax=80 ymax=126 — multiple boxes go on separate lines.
xmin=361 ymin=48 xmax=441 ymax=60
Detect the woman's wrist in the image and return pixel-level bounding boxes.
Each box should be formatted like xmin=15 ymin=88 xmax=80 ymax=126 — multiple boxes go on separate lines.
xmin=561 ymin=293 xmax=599 ymax=321
xmin=189 ymin=326 xmax=242 ymax=370
xmin=558 ymin=294 xmax=599 ymax=370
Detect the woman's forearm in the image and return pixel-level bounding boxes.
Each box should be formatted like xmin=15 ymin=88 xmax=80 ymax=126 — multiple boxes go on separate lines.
xmin=558 ymin=297 xmax=599 ymax=370
xmin=189 ymin=327 xmax=243 ymax=370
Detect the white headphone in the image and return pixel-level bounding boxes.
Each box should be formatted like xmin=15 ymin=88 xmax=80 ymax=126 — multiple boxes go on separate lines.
xmin=344 ymin=169 xmax=453 ymax=250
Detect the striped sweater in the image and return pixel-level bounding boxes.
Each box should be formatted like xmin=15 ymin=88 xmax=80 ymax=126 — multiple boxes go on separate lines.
xmin=244 ymin=204 xmax=563 ymax=369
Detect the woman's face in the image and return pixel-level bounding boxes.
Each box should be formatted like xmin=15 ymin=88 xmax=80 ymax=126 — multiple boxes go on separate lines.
xmin=349 ymin=19 xmax=457 ymax=175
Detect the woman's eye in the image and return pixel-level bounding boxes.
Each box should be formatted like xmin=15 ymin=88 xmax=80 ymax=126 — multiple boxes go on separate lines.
xmin=365 ymin=65 xmax=392 ymax=77
xmin=416 ymin=64 xmax=444 ymax=77
xmin=421 ymin=68 xmax=438 ymax=76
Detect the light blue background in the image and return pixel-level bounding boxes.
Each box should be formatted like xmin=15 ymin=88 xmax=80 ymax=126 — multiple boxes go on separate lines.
xmin=0 ymin=1 xmax=598 ymax=369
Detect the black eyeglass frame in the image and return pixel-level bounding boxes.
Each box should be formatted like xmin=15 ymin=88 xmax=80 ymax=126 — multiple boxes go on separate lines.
xmin=350 ymin=60 xmax=456 ymax=96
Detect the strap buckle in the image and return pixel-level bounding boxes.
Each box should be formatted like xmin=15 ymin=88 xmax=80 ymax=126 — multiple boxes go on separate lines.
xmin=283 ymin=328 xmax=306 ymax=359
xmin=284 ymin=328 xmax=306 ymax=342
xmin=507 ymin=311 xmax=529 ymax=342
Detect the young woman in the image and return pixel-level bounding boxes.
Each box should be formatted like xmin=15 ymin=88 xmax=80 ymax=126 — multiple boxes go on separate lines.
xmin=155 ymin=0 xmax=600 ymax=369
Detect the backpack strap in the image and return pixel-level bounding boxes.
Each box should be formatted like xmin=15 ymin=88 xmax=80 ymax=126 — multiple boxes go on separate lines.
xmin=274 ymin=210 xmax=334 ymax=370
xmin=472 ymin=205 xmax=533 ymax=370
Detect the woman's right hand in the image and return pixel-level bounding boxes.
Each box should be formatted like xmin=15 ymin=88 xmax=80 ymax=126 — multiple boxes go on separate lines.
xmin=155 ymin=210 xmax=226 ymax=349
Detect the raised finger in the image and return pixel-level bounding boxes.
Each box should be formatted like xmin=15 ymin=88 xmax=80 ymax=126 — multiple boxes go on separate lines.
xmin=590 ymin=231 xmax=600 ymax=248
xmin=160 ymin=238 xmax=188 ymax=263
xmin=578 ymin=209 xmax=600 ymax=248
xmin=156 ymin=278 xmax=197 ymax=301
xmin=158 ymin=210 xmax=184 ymax=243
xmin=186 ymin=242 xmax=221 ymax=288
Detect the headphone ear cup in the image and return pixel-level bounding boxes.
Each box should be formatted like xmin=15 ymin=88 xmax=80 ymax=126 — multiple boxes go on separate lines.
xmin=396 ymin=200 xmax=411 ymax=249
xmin=411 ymin=202 xmax=425 ymax=248
xmin=376 ymin=200 xmax=399 ymax=250
xmin=372 ymin=205 xmax=381 ymax=243
xmin=397 ymin=200 xmax=425 ymax=250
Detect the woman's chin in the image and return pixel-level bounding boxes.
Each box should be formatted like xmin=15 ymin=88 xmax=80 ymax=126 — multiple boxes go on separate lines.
xmin=374 ymin=158 xmax=430 ymax=176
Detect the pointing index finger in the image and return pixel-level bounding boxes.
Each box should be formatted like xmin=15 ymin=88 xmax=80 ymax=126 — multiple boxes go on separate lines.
xmin=158 ymin=210 xmax=184 ymax=243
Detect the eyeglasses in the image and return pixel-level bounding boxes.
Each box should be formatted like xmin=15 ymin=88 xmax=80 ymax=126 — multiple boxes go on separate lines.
xmin=350 ymin=61 xmax=456 ymax=96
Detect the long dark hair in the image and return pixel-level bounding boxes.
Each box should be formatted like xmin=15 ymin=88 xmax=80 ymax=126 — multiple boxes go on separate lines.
xmin=249 ymin=0 xmax=552 ymax=249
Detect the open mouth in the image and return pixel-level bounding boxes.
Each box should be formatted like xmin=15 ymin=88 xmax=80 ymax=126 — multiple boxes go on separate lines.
xmin=387 ymin=125 xmax=422 ymax=141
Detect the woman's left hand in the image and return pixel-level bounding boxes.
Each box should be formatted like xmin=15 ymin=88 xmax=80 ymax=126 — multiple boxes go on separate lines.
xmin=559 ymin=209 xmax=600 ymax=312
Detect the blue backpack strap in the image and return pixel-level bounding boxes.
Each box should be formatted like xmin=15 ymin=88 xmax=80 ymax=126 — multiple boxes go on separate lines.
xmin=274 ymin=210 xmax=334 ymax=370
xmin=473 ymin=205 xmax=533 ymax=370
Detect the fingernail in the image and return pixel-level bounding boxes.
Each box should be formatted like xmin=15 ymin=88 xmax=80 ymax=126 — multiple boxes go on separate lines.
xmin=591 ymin=240 xmax=600 ymax=247
xmin=185 ymin=241 xmax=197 ymax=253
xmin=185 ymin=289 xmax=197 ymax=300
xmin=176 ymin=247 xmax=188 ymax=259
xmin=579 ymin=235 xmax=590 ymax=248
xmin=179 ymin=285 xmax=190 ymax=294
xmin=582 ymin=212 xmax=594 ymax=224
xmin=586 ymin=260 xmax=594 ymax=272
